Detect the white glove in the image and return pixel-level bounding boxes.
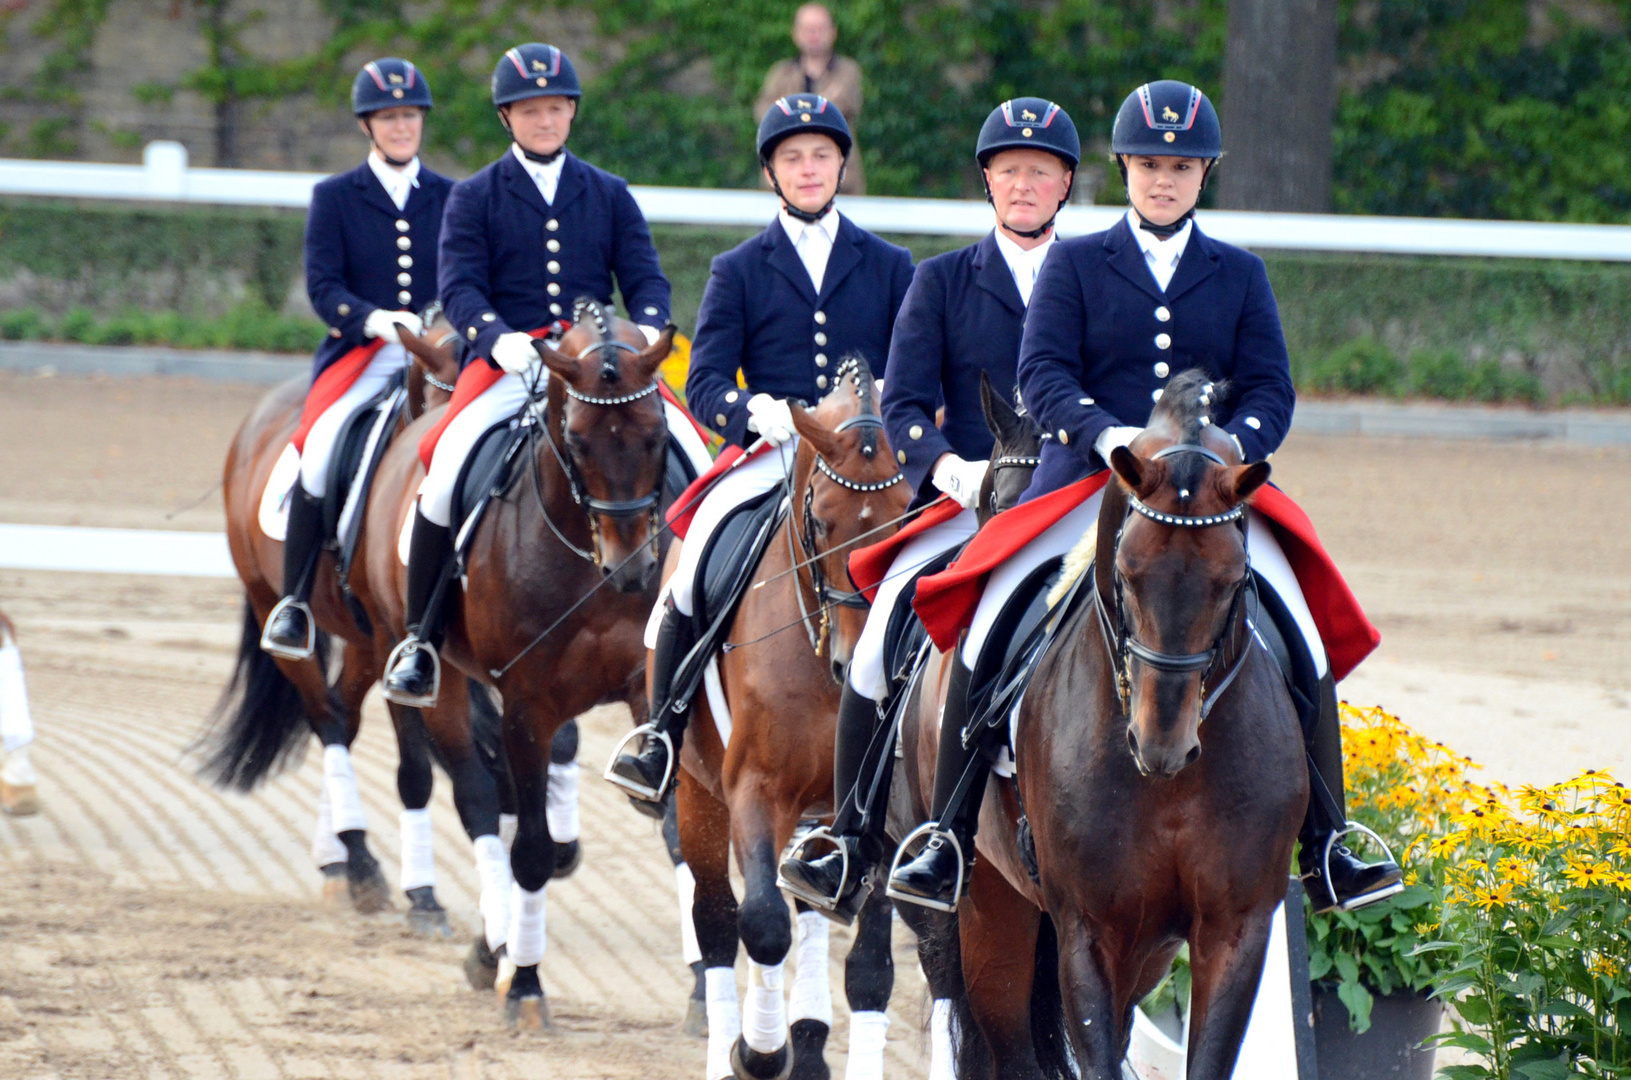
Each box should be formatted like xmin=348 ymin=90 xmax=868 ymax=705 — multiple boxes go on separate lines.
xmin=363 ymin=308 xmax=422 ymax=343
xmin=1093 ymin=425 xmax=1143 ymax=462
xmin=637 ymin=324 xmax=661 ymax=346
xmin=931 ymin=454 xmax=989 ymax=510
xmin=491 ymin=331 xmax=538 ymax=375
xmin=746 ymin=393 xmax=796 ymax=446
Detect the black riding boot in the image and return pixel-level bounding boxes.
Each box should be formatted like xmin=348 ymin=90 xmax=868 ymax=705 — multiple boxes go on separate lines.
xmin=777 ymin=683 xmax=889 ymax=922
xmin=606 ymin=601 xmax=697 ymax=802
xmin=262 ymin=481 xmax=324 ymax=660
xmin=887 ymin=653 xmax=982 ymax=912
xmin=381 ymin=509 xmax=455 ymax=707
xmin=1298 ymin=672 xmax=1403 ymax=913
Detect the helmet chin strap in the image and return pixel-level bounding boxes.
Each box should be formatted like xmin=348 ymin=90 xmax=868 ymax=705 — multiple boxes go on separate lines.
xmin=1117 ymin=157 xmax=1215 ymax=240
xmin=767 ymin=167 xmax=843 ymax=224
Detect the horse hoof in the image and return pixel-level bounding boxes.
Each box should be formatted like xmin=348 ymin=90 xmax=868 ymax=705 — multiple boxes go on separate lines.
xmin=504 ymin=993 xmax=549 ymax=1032
xmin=787 ymin=1019 xmax=830 ymax=1080
xmin=0 ymin=781 xmax=39 ymax=816
xmin=730 ymin=1035 xmax=793 ymax=1080
xmin=405 ymin=905 xmax=453 ymax=939
xmin=494 ymin=950 xmax=517 ymax=1000
xmin=464 ymin=937 xmax=498 ymax=991
xmin=682 ymin=996 xmax=708 ymax=1039
xmin=319 ymin=863 xmax=349 ymax=905
xmin=348 ymin=865 xmax=394 ymax=915
xmin=552 ymin=839 xmax=582 ymax=880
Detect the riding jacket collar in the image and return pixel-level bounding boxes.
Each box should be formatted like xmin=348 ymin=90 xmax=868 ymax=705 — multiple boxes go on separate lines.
xmin=1125 ymin=208 xmax=1192 ymax=293
xmin=777 ymin=206 xmax=841 ymax=291
xmin=991 ymin=226 xmax=1056 ymax=307
xmin=1102 ymin=215 xmax=1220 ymax=304
xmin=764 ymin=209 xmax=863 ymax=306
xmin=499 ymin=148 xmax=585 ymax=219
xmin=510 ymin=142 xmax=566 ymax=205
xmin=366 ymin=152 xmax=420 ymax=211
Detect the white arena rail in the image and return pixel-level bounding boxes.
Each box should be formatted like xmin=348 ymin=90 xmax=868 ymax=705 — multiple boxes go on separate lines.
xmin=4 ymin=140 xmax=1631 ymax=262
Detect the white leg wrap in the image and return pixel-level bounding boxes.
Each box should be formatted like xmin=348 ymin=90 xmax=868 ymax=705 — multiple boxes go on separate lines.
xmin=309 ymin=786 xmax=347 ymax=868
xmin=743 ymin=959 xmax=788 ymax=1055
xmin=545 ymin=760 xmax=581 ymax=843
xmin=0 ymin=643 xmax=35 ymax=753
xmin=928 ymin=999 xmax=957 ymax=1080
xmin=398 ymin=808 xmax=435 ymax=891
xmin=322 ymin=744 xmax=368 ymax=834
xmin=473 ymin=833 xmax=511 ymax=951
xmin=0 ymin=744 xmax=35 ymax=787
xmin=507 ymin=883 xmax=546 ymax=967
xmin=842 ymin=1010 xmax=891 ymax=1080
xmin=788 ymin=910 xmax=832 ymax=1027
xmin=499 ymin=813 xmax=518 ymax=854
xmin=705 ymin=967 xmax=742 ymax=1080
xmin=675 ymin=862 xmax=703 ymax=966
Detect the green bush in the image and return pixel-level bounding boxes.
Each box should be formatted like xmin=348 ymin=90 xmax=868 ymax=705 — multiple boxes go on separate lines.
xmin=0 ymin=308 xmax=46 ymax=340
xmin=1309 ymin=337 xmax=1404 ymax=395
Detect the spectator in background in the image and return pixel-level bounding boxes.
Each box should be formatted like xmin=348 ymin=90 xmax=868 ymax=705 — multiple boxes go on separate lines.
xmin=755 ymin=3 xmax=865 ymax=194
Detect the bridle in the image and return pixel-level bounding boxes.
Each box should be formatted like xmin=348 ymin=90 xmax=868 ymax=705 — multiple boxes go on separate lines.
xmin=1094 ymin=442 xmax=1257 ymax=721
xmin=525 ymin=335 xmax=666 ymax=568
xmin=788 ymin=411 xmax=905 ymax=654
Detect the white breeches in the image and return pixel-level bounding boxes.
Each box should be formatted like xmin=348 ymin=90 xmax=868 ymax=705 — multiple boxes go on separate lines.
xmin=0 ymin=639 xmax=34 ymax=753
xmin=299 ymin=343 xmax=406 ymax=498
xmin=961 ymin=494 xmax=1327 ymax=679
xmin=663 ymin=440 xmax=798 ymax=619
xmin=847 ymin=507 xmax=979 ymax=702
xmin=416 ymin=364 xmax=713 ymax=529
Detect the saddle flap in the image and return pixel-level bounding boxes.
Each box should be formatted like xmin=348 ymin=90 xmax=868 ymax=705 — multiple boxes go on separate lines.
xmin=450 ymin=419 xmax=526 ymax=542
xmin=880 ymin=545 xmax=961 ymax=688
xmin=322 ymin=373 xmax=405 ymax=540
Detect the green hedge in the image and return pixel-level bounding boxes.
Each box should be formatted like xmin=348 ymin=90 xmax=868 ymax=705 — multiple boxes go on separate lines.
xmin=2 ymin=199 xmax=1627 ymax=404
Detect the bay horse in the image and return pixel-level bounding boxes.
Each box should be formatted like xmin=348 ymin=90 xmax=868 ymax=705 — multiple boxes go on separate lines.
xmin=901 ymin=372 xmax=1306 ymax=1079
xmin=672 ymin=356 xmax=912 ymax=1080
xmin=360 ymin=302 xmax=686 ymax=1029
xmin=201 ymin=309 xmax=462 ymax=925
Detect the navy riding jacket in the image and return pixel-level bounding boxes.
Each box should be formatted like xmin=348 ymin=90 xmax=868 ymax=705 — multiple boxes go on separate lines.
xmin=686 ymin=214 xmax=914 ymax=448
xmin=882 ymin=230 xmax=1032 ymax=505
xmin=1017 ymin=216 xmax=1294 ymax=498
xmin=305 ymin=160 xmax=453 ymax=380
xmin=437 ymin=149 xmax=670 ymax=369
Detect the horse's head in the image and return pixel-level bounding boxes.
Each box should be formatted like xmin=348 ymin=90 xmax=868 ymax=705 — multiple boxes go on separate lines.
xmin=399 ymin=302 xmax=460 ymax=416
xmin=1100 ymin=371 xmax=1270 ymax=779
xmin=978 ymin=373 xmax=1044 ymax=524
xmin=534 ymin=299 xmax=674 ymax=593
xmin=790 ymin=354 xmax=912 ymax=683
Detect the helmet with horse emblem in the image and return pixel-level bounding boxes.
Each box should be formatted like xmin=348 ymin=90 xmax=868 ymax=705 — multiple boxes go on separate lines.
xmin=351 ymin=58 xmax=433 ymax=115
xmin=1111 ymin=80 xmax=1221 ymax=159
xmin=756 ymin=94 xmax=853 ymax=163
xmin=491 ymin=43 xmax=582 ymax=106
xmin=976 ymin=97 xmax=1080 ymax=172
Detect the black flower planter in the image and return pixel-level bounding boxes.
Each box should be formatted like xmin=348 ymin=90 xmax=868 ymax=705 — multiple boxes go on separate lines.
xmin=1311 ymin=984 xmax=1442 ymax=1080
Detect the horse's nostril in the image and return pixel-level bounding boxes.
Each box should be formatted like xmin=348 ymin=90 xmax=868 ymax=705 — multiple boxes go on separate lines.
xmin=1185 ymin=745 xmax=1201 ymax=766
xmin=1126 ymin=728 xmax=1139 ymax=756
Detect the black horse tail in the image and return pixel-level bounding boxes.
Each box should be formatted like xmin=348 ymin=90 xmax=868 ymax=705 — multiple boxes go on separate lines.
xmin=195 ymin=598 xmax=323 ymax=791
xmin=939 ymin=908 xmax=1074 ymax=1080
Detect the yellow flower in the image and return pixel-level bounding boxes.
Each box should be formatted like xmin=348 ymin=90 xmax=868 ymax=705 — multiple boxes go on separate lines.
xmin=1471 ymin=882 xmax=1514 ymax=910
xmin=1563 ymin=860 xmax=1614 ymax=887
xmin=1494 ymin=857 xmax=1531 ymax=885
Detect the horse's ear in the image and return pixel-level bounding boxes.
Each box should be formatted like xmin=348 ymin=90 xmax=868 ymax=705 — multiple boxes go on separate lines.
xmin=631 ymin=324 xmax=677 ymax=382
xmin=532 ymin=337 xmax=583 ymax=384
xmin=980 ymin=373 xmax=1022 ymax=444
xmin=1222 ymin=461 xmax=1272 ymax=504
xmin=789 ymin=404 xmax=843 ymax=461
xmin=1110 ymin=445 xmax=1163 ymax=498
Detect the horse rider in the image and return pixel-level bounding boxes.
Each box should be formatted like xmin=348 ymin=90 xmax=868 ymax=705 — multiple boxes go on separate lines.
xmin=887 ymin=80 xmax=1402 ymax=914
xmin=777 ymin=98 xmax=1080 ymax=921
xmin=262 ymin=58 xmax=451 ymax=660
xmin=605 ymin=94 xmax=915 ymax=803
xmin=382 ymin=42 xmax=694 ymax=705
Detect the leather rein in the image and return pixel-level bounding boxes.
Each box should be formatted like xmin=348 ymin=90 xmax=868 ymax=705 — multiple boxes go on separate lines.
xmin=1094 ymin=442 xmax=1258 ymax=721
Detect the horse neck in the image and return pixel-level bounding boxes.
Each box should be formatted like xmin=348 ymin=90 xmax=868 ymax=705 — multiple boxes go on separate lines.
xmin=527 ymin=392 xmax=595 ymax=551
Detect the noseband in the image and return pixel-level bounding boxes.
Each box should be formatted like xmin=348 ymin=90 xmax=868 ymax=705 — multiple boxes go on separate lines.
xmin=1095 ymin=442 xmax=1256 ymax=720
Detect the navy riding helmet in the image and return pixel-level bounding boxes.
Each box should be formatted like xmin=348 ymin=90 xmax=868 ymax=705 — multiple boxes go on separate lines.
xmin=1111 ymin=80 xmax=1221 ymax=160
xmin=757 ymin=95 xmax=853 ymax=223
xmin=975 ymin=97 xmax=1080 ymax=237
xmin=492 ymin=43 xmax=582 ymax=107
xmin=351 ymin=58 xmax=433 ymax=116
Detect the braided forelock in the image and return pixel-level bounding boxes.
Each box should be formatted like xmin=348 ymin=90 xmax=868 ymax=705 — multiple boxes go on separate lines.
xmin=835 ymin=353 xmax=879 ymax=458
xmin=1151 ymin=369 xmax=1229 ymax=500
xmin=569 ymin=297 xmax=620 ymax=383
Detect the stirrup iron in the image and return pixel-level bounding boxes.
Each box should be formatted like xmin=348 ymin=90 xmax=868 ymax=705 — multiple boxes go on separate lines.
xmin=602 ymin=723 xmax=674 ymax=802
xmin=260 ymin=597 xmax=316 ymax=661
xmin=1306 ymin=820 xmax=1405 ymax=912
xmin=776 ymin=825 xmax=852 ymax=910
xmin=885 ymin=822 xmax=967 ymax=913
xmin=381 ymin=636 xmax=441 ymax=708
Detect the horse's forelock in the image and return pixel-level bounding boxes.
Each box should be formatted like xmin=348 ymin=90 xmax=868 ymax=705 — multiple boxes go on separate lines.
xmin=835 ymin=353 xmax=880 ymax=459
xmin=1147 ymin=370 xmax=1230 ymax=503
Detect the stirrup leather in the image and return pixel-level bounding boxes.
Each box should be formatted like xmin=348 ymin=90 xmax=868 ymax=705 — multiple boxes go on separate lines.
xmin=381 ymin=636 xmax=441 ymax=708
xmin=885 ymin=822 xmax=967 ymax=913
xmin=776 ymin=825 xmax=852 ymax=910
xmin=260 ymin=597 xmax=316 ymax=661
xmin=602 ymin=723 xmax=674 ymax=802
xmin=1304 ymin=821 xmax=1405 ymax=913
